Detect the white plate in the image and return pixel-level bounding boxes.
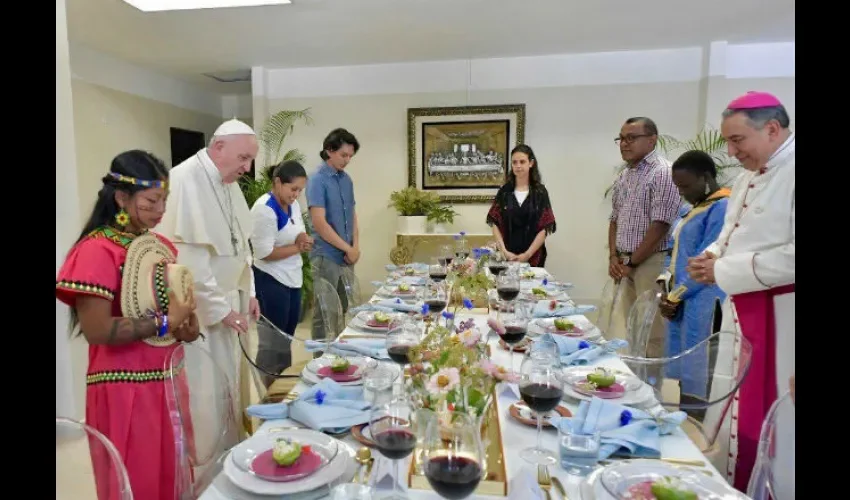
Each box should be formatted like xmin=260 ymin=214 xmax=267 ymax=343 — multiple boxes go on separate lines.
xmin=530 ymin=316 xmax=602 ymax=340
xmin=561 ymin=367 xmax=655 ymax=407
xmin=596 ymin=460 xmax=748 ymax=499
xmin=230 ymin=428 xmax=339 ymax=483
xmin=305 ymin=355 xmax=376 ymax=378
xmin=376 ymin=285 xmax=418 ymax=299
xmin=349 ymin=311 xmax=400 ymax=332
xmin=301 ymin=367 xmax=364 ymax=386
xmin=223 ymin=432 xmax=352 ymax=495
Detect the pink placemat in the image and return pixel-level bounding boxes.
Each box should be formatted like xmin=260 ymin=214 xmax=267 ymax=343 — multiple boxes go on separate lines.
xmin=548 ymin=325 xmax=584 ymax=337
xmin=251 ymin=448 xmax=323 ymax=480
xmin=575 ymin=382 xmax=626 ymax=399
xmin=316 ymin=365 xmax=361 ymax=382
xmin=625 ymin=480 xmax=655 ymax=499
xmin=366 ymin=319 xmax=390 ymax=329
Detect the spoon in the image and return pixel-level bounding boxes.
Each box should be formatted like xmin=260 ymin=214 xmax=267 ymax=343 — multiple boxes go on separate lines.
xmin=354 ymin=447 xmax=373 ymax=484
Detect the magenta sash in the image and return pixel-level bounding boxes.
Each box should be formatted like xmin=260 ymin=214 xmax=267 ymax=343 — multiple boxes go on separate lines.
xmin=730 ymin=283 xmax=794 ymax=491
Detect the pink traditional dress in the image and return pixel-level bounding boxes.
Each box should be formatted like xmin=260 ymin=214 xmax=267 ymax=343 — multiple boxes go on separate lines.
xmin=56 ymin=226 xmax=190 ymax=500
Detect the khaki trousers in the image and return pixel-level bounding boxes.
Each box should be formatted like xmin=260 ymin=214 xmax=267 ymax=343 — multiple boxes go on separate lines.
xmin=609 ymin=252 xmax=666 ymax=361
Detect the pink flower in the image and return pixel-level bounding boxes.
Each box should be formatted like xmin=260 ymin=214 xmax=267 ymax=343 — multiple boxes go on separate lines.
xmin=477 ymin=359 xmax=518 ymax=383
xmin=487 ymin=318 xmax=506 ymax=335
xmin=457 ymin=328 xmax=481 ymax=347
xmin=426 ymin=368 xmax=461 ymax=394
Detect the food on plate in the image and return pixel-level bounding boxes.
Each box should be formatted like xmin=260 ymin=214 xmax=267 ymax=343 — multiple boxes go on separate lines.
xmin=330 ymin=357 xmax=351 ymax=373
xmin=373 ymin=311 xmax=391 ymax=324
xmin=404 ymin=267 xmax=416 ymax=276
xmin=553 ymin=318 xmax=575 ymax=331
xmin=397 ymin=282 xmax=411 ymax=292
xmin=272 ymin=438 xmax=308 ymax=467
xmin=531 ymin=287 xmax=548 ymax=297
xmin=522 ymin=270 xmax=536 ymax=279
xmin=586 ymin=367 xmax=616 ymax=388
xmin=624 ymin=476 xmax=699 ymax=500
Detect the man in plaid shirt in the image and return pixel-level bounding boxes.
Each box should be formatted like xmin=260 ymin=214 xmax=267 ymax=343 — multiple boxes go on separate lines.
xmin=608 ymin=117 xmax=682 ymax=360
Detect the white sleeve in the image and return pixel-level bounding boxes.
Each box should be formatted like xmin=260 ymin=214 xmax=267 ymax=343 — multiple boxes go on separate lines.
xmin=174 ymin=242 xmax=231 ymax=327
xmin=251 ymin=206 xmax=278 ymax=260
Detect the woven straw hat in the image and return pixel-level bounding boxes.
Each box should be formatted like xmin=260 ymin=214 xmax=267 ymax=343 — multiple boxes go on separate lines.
xmin=120 ymin=232 xmax=194 ymax=347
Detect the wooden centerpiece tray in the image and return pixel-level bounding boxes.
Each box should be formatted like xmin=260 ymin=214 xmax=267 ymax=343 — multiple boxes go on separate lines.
xmin=407 ymin=389 xmax=508 ymax=496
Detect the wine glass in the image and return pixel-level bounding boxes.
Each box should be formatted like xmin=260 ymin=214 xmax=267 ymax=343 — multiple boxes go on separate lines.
xmin=422 ymin=412 xmax=484 ymax=499
xmin=370 ymin=397 xmax=417 ymax=499
xmin=454 ymin=238 xmax=469 ymax=262
xmin=496 ymin=271 xmax=520 ymax=312
xmin=439 ymin=245 xmax=454 ymax=268
xmin=386 ymin=321 xmax=419 ymax=394
xmin=519 ymin=350 xmax=565 ymax=465
xmin=498 ymin=310 xmax=528 ymax=375
xmin=422 ymin=283 xmax=448 ymax=320
xmin=362 ymin=365 xmax=400 ymax=406
xmin=429 ymin=257 xmax=448 ymax=284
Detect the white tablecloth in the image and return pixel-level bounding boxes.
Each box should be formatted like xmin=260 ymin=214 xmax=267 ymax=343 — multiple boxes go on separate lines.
xmin=202 ymin=292 xmax=721 ymax=499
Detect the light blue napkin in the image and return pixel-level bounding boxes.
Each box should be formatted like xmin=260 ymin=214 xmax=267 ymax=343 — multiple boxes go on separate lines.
xmin=537 ymin=332 xmax=592 ymax=361
xmin=385 ymin=262 xmax=428 ymax=272
xmin=350 ymin=303 xmax=397 ymax=314
xmin=562 ymin=339 xmax=629 ymax=366
xmin=247 ymin=379 xmax=372 ymax=432
xmin=375 ymin=276 xmax=427 ymax=287
xmin=550 ymin=397 xmax=686 ymax=459
xmin=375 ymin=298 xmax=421 ymax=313
xmin=532 ymin=301 xmax=597 ymax=318
xmin=304 ymin=338 xmax=390 ymax=360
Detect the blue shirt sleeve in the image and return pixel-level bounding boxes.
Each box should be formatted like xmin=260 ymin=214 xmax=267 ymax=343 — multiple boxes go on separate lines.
xmin=679 ymin=200 xmax=728 ymax=302
xmin=306 ymin=174 xmax=326 ymax=209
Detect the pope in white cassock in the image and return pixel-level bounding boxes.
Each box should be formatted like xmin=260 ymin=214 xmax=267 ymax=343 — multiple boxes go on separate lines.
xmin=687 ymin=91 xmax=794 ymax=494
xmin=155 ymin=119 xmax=261 ymax=435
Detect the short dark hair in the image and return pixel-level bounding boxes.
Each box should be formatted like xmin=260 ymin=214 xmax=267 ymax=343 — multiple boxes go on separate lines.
xmin=671 ymin=150 xmax=717 ymax=179
xmin=320 ymin=128 xmax=360 ymax=160
xmin=271 ymin=160 xmax=307 ymax=184
xmin=624 ymin=117 xmax=659 ymax=136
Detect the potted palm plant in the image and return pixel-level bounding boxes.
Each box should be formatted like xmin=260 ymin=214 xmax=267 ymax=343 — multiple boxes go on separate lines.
xmin=388 ymin=187 xmax=440 ymax=234
xmin=240 ymin=108 xmax=315 ymax=320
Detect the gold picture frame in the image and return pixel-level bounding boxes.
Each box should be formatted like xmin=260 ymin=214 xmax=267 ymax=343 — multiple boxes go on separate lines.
xmin=407 ymin=104 xmax=526 ymax=204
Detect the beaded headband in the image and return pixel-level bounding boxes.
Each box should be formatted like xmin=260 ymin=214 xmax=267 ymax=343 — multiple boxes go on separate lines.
xmin=107 ymin=172 xmax=168 ymax=189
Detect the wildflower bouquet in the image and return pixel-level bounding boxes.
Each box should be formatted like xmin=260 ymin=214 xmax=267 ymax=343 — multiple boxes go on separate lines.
xmin=448 ymin=245 xmax=495 ymax=309
xmin=408 ymin=320 xmax=517 ymax=427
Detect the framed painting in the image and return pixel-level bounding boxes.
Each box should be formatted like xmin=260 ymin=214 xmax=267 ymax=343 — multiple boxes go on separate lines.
xmin=407 ymin=104 xmax=526 ymax=204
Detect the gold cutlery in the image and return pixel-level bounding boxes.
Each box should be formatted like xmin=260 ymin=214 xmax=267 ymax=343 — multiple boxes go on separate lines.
xmin=537 ymin=465 xmax=553 ymax=499
xmin=550 ymin=475 xmax=568 ymax=499
xmin=357 ymin=447 xmax=374 ymax=484
xmin=605 ymin=457 xmax=705 ymax=467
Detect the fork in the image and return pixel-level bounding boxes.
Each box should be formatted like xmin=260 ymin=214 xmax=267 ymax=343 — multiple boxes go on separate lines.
xmin=537 ymin=465 xmax=553 ymax=499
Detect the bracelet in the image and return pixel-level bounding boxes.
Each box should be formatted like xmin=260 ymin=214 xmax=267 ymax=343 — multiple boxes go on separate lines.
xmin=158 ymin=315 xmax=169 ymax=337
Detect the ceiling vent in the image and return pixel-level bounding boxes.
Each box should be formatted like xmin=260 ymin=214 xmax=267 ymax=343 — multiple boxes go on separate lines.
xmin=202 ymin=69 xmax=251 ymax=83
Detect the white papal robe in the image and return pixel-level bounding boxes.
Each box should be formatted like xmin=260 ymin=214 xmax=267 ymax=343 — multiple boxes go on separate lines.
xmin=155 ymin=149 xmax=255 ymax=438
xmin=703 ymin=134 xmax=795 ymax=492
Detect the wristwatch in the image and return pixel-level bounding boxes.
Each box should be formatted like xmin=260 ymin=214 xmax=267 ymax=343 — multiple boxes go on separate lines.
xmin=622 ymin=256 xmax=636 ymax=268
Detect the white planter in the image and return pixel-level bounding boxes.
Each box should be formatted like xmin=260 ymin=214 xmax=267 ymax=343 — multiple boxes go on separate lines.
xmin=398 ymin=215 xmax=427 ymax=234
xmin=426 ymin=221 xmax=448 ymax=234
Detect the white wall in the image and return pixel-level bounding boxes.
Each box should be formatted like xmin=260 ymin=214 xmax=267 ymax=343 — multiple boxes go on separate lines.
xmin=251 ymin=42 xmax=795 ymax=303
xmin=57 ymin=0 xmax=82 ymax=420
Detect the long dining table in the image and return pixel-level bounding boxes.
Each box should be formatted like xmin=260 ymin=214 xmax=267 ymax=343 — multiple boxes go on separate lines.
xmin=201 ymin=267 xmax=723 ymax=499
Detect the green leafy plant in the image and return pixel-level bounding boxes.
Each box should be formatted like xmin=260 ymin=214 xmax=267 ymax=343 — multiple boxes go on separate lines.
xmin=426 ymin=205 xmax=459 ymax=225
xmin=603 ymin=126 xmax=740 ymax=199
xmin=388 ymin=187 xmax=440 ymax=216
xmin=240 ymin=108 xmax=315 ymax=318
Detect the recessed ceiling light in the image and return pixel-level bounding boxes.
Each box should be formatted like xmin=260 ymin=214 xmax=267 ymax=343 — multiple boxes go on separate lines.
xmin=122 ymin=0 xmax=291 ymax=12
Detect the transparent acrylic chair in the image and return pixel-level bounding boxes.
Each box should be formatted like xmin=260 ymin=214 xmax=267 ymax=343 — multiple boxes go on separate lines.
xmin=238 ymin=314 xmax=302 ymax=394
xmin=56 ymin=416 xmax=133 ymax=500
xmin=593 ymin=278 xmax=626 ymax=339
xmin=621 ymin=329 xmax=754 ymax=458
xmin=314 ymin=276 xmax=346 ymax=350
xmin=340 ymin=266 xmax=364 ymax=322
xmin=747 ymin=390 xmax=795 ymax=500
xmin=165 ymin=342 xmax=240 ymax=499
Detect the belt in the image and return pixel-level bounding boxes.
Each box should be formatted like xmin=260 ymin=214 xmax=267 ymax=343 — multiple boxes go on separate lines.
xmin=617 ymin=249 xmax=672 ymax=257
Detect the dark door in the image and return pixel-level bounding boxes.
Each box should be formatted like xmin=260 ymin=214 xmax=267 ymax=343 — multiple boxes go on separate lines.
xmin=169 ymin=127 xmax=205 ymax=168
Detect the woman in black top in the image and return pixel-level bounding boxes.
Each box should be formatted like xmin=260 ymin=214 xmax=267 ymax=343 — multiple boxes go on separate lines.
xmin=486 ymin=144 xmax=556 ymax=267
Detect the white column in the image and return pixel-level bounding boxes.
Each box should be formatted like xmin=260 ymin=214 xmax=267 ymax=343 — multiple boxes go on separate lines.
xmin=56 ymin=0 xmax=83 ymax=420
xmin=251 ymin=66 xmax=269 ymax=177
xmin=696 ymin=41 xmax=730 ymax=130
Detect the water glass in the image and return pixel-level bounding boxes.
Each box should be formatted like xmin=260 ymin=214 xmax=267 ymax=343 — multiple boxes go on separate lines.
xmin=558 ymin=421 xmax=601 ymax=475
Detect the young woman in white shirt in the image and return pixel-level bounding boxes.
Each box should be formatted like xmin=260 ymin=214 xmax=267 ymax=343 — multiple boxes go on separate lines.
xmin=250 ymin=160 xmax=313 ymax=383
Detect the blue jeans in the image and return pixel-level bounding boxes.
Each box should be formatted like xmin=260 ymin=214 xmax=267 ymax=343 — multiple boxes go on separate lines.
xmin=253 ymin=266 xmax=301 ymax=385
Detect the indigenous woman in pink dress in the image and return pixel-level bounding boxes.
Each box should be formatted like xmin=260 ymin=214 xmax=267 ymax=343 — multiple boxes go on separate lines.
xmin=55 ymin=151 xmax=201 ymax=500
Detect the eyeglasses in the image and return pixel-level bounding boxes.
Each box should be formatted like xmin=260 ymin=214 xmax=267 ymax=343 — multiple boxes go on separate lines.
xmin=614 ymin=134 xmax=652 ymax=145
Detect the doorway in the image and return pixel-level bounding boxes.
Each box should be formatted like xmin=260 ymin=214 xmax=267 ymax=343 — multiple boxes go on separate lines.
xmin=169 ymin=127 xmax=205 ymax=168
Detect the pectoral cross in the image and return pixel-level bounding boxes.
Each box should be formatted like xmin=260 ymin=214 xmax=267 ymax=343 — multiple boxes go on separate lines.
xmin=231 ymin=233 xmax=239 ymax=254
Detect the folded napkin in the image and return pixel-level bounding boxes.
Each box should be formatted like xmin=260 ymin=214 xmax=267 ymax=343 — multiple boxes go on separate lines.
xmin=304 ymin=338 xmax=390 ymax=360
xmin=561 ymin=339 xmax=629 ymax=366
xmin=350 ymin=303 xmax=396 ymax=314
xmin=532 ymin=300 xmax=597 ymax=318
xmin=385 ymin=262 xmax=428 ymax=272
xmin=550 ymin=397 xmax=686 ymax=459
xmin=381 ymin=276 xmax=427 ymax=286
xmin=374 ymin=298 xmax=421 ymax=313
xmin=507 ymin=467 xmax=546 ymax=500
xmin=247 ymin=379 xmax=372 ymax=432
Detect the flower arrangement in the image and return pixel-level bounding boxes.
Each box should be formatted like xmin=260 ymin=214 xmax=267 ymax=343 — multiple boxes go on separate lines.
xmin=408 ymin=321 xmax=516 ymax=428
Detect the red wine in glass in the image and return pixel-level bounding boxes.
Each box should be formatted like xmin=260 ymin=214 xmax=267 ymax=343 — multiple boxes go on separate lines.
xmin=487 ymin=263 xmax=508 ymax=275
xmin=499 ymin=325 xmax=527 ymax=345
xmin=429 ymin=271 xmax=448 ymax=282
xmin=387 ymin=344 xmax=413 ymax=365
xmin=497 ymin=286 xmax=520 ymax=301
xmin=455 ymin=251 xmax=469 ymax=260
xmin=520 ymin=382 xmax=564 ymax=413
xmin=438 ymin=257 xmax=453 ymax=267
xmin=424 ymin=455 xmax=483 ymax=499
xmin=425 ymin=299 xmax=447 ymax=313
xmin=373 ymin=428 xmax=418 ymax=460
